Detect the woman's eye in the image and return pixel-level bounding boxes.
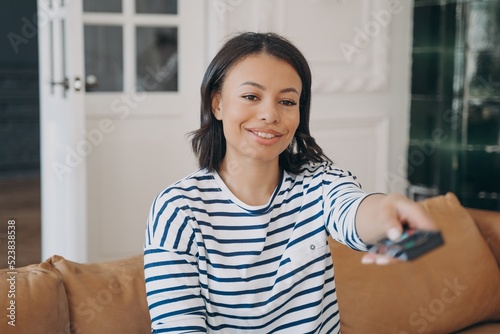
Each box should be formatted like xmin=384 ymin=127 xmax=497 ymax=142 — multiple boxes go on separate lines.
xmin=242 ymin=95 xmax=258 ymax=101
xmin=280 ymin=100 xmax=297 ymax=106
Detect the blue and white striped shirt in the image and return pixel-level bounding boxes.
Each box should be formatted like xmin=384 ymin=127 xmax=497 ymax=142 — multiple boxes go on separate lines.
xmin=144 ymin=161 xmax=369 ymax=333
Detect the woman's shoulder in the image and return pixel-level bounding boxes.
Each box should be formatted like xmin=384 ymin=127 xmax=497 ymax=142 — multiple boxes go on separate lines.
xmin=295 ymin=160 xmax=353 ymax=178
xmin=173 ymin=168 xmax=216 ymax=187
xmin=154 ymin=168 xmax=217 ymax=203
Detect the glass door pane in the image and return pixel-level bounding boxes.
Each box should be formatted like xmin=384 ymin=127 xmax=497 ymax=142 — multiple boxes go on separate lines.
xmin=83 ymin=0 xmax=122 ymax=13
xmin=136 ymin=0 xmax=177 ymax=14
xmin=136 ymin=27 xmax=178 ymax=92
xmin=84 ymin=25 xmax=123 ymax=92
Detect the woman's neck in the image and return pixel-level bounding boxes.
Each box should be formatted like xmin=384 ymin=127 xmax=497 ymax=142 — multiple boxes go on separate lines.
xmin=218 ymin=159 xmax=281 ymax=206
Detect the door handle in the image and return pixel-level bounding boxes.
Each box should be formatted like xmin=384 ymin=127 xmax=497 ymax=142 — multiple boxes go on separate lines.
xmin=85 ymin=74 xmax=98 ymax=91
xmin=50 ymin=77 xmax=69 ymax=90
xmin=74 ymin=77 xmax=82 ymax=91
xmin=49 ymin=77 xmax=84 ymax=92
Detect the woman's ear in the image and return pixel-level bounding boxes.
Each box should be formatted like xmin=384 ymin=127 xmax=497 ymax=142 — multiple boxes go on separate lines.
xmin=211 ymin=93 xmax=222 ymax=120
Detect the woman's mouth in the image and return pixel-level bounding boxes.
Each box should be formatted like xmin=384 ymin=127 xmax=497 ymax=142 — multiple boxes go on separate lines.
xmin=247 ymin=128 xmax=283 ymax=145
xmin=254 ymin=131 xmax=277 ymax=139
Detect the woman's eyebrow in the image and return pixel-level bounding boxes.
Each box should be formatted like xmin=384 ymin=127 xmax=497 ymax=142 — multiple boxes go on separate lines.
xmin=280 ymin=87 xmax=300 ymax=95
xmin=239 ymin=81 xmax=299 ymax=95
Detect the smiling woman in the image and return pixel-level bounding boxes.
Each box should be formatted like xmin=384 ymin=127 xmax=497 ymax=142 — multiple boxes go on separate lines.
xmin=191 ymin=32 xmax=326 ymax=175
xmin=143 ymin=32 xmax=437 ymax=333
xmin=210 ymin=54 xmax=302 ymax=205
xmin=212 ymin=54 xmax=301 ymax=180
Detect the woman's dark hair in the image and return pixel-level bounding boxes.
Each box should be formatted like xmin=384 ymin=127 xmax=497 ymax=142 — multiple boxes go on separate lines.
xmin=190 ymin=32 xmax=330 ymax=174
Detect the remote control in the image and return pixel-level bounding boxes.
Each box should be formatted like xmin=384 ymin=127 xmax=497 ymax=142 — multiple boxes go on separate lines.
xmin=367 ymin=226 xmax=444 ymax=261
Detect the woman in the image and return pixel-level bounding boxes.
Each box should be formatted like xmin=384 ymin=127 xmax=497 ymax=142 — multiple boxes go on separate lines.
xmin=144 ymin=32 xmax=435 ymax=333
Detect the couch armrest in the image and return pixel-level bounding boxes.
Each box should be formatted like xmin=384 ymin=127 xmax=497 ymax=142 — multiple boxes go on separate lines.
xmin=453 ymin=321 xmax=500 ymax=333
xmin=466 ymin=208 xmax=500 ymax=266
xmin=0 ymin=259 xmax=70 ymax=334
xmin=49 ymin=254 xmax=151 ymax=334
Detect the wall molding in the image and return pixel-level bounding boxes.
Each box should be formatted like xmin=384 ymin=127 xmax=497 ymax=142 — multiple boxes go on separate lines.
xmin=209 ymin=0 xmax=396 ymax=93
xmin=311 ymin=115 xmax=390 ymax=193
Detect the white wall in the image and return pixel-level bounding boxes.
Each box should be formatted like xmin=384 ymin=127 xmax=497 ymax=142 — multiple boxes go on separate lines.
xmin=206 ymin=0 xmax=413 ymax=194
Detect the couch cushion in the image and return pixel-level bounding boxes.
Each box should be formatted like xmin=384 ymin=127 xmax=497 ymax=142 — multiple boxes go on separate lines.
xmin=0 ymin=260 xmax=70 ymax=334
xmin=50 ymin=254 xmax=151 ymax=334
xmin=330 ymin=193 xmax=500 ymax=334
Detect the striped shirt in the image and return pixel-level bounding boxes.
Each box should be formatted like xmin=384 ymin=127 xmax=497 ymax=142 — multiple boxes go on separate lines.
xmin=144 ymin=161 xmax=369 ymax=333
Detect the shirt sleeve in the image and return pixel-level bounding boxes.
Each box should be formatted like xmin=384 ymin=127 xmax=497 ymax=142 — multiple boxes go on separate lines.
xmin=144 ymin=191 xmax=207 ymax=333
xmin=321 ymin=164 xmax=370 ymax=251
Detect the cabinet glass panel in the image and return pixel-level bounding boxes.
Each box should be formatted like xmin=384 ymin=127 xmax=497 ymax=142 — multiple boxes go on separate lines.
xmin=442 ymin=50 xmax=455 ymax=98
xmin=409 ymin=99 xmax=440 ymax=140
xmin=467 ymin=1 xmax=500 ymax=51
xmin=409 ymin=0 xmax=500 ymax=211
xmin=136 ymin=0 xmax=177 ymax=14
xmin=467 ymin=102 xmax=500 ymax=146
xmin=468 ymin=52 xmax=500 ymax=99
xmin=463 ymin=150 xmax=500 ymax=194
xmin=443 ymin=3 xmax=457 ymax=48
xmin=83 ymin=0 xmax=122 ymax=13
xmin=411 ymin=52 xmax=440 ymax=96
xmin=407 ymin=144 xmax=438 ymax=188
xmin=84 ymin=25 xmax=123 ymax=92
xmin=136 ymin=27 xmax=178 ymax=92
xmin=409 ymin=98 xmax=454 ymax=138
xmin=412 ymin=5 xmax=441 ymax=48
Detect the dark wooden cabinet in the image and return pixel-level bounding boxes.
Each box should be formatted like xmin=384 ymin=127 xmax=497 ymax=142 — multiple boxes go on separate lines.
xmin=409 ymin=0 xmax=500 ymax=211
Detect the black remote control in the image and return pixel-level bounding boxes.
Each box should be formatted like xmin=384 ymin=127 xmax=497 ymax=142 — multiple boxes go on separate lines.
xmin=367 ymin=226 xmax=444 ymax=261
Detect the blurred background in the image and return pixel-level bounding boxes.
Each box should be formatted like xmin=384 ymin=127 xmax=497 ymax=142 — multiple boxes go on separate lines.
xmin=0 ymin=0 xmax=499 ymax=268
xmin=0 ymin=0 xmax=41 ymax=268
xmin=409 ymin=0 xmax=500 ymax=208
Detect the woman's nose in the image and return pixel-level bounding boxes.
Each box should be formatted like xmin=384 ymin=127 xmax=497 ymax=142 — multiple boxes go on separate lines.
xmin=258 ymin=101 xmax=280 ymax=124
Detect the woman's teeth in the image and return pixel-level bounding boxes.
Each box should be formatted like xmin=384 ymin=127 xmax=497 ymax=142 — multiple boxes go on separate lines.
xmin=255 ymin=132 xmax=276 ymax=139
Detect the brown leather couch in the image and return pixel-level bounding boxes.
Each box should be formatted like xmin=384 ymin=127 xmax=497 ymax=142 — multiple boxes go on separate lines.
xmin=1 ymin=193 xmax=499 ymax=333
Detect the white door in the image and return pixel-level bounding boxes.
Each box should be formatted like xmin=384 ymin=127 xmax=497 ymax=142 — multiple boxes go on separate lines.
xmin=38 ymin=0 xmax=87 ymax=262
xmin=82 ymin=0 xmax=204 ymax=262
xmin=39 ymin=0 xmax=205 ymax=262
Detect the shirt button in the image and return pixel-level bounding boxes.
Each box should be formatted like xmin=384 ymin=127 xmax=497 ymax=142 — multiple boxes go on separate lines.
xmin=310 ymin=244 xmax=316 ymax=250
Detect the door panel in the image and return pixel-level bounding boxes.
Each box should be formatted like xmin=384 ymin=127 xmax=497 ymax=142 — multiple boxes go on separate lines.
xmin=38 ymin=0 xmax=87 ymax=261
xmin=39 ymin=0 xmax=205 ymax=262
xmin=84 ymin=0 xmax=204 ymax=261
xmin=313 ymin=117 xmax=389 ymax=193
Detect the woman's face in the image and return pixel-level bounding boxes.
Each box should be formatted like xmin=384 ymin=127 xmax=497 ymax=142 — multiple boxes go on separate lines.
xmin=212 ymin=53 xmax=301 ymax=168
